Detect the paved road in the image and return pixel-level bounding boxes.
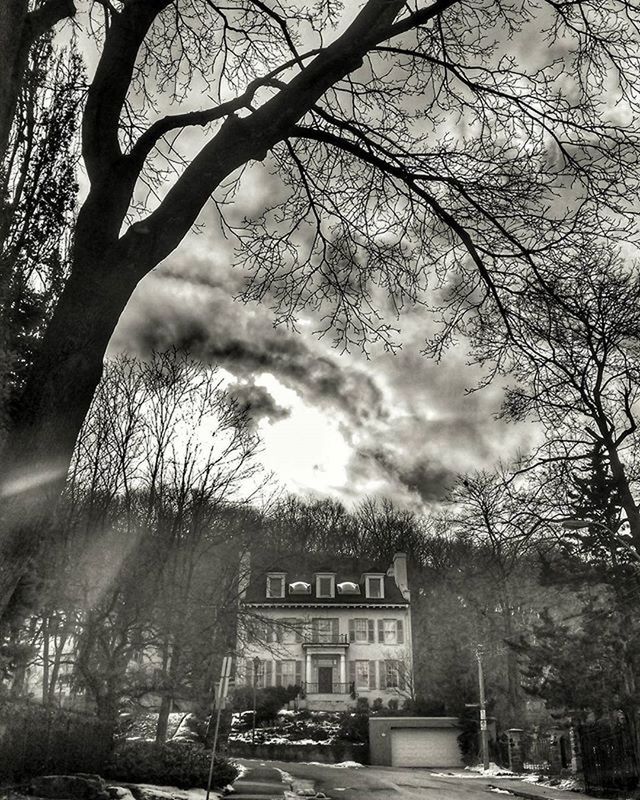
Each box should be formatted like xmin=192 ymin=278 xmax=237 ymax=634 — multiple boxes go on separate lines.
xmin=236 ymin=759 xmax=591 ymax=800
xmin=238 ymin=759 xmax=507 ymax=800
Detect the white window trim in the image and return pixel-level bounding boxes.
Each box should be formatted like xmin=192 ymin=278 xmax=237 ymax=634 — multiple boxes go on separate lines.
xmin=315 ymin=573 xmax=336 ymax=598
xmin=383 ymin=618 xmax=398 ymax=644
xmin=355 ymin=660 xmax=370 ymax=690
xmin=266 ymin=572 xmax=286 ymax=598
xmin=365 ymin=574 xmax=385 ymax=599
xmin=353 ymin=618 xmax=369 ymax=643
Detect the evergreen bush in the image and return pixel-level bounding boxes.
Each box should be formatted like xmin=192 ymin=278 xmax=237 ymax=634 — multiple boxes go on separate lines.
xmin=106 ymin=740 xmax=237 ymax=788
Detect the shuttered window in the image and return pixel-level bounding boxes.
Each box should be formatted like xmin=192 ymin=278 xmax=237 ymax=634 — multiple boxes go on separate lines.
xmin=377 ymin=618 xmax=405 ymax=644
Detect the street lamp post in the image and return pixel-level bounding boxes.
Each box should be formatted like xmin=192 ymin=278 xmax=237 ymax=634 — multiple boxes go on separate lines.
xmin=252 ymin=656 xmax=261 ymax=745
xmin=558 ymin=518 xmax=640 ymax=563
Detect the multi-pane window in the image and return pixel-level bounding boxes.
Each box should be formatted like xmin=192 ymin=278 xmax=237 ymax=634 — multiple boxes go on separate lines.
xmin=355 ymin=661 xmax=370 ymax=690
xmin=386 ymin=660 xmax=400 ymax=689
xmin=366 ymin=575 xmax=384 ymax=598
xmin=383 ymin=619 xmax=398 ymax=644
xmin=377 ymin=618 xmax=404 ymax=644
xmin=280 ymin=660 xmax=296 ymax=686
xmin=267 ymin=574 xmax=285 ymax=598
xmin=314 ymin=618 xmax=338 ymax=642
xmin=354 ymin=619 xmax=368 ymax=642
xmin=279 ymin=618 xmax=301 ymax=644
xmin=316 ymin=574 xmax=335 ymax=598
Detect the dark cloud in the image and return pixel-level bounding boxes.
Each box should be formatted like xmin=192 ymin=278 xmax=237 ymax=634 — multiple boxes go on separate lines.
xmin=110 ymin=249 xmax=529 ymax=509
xmin=354 ymin=446 xmax=455 ymax=504
xmin=226 ymin=379 xmax=289 ymax=425
xmin=113 ymin=270 xmax=385 ymax=428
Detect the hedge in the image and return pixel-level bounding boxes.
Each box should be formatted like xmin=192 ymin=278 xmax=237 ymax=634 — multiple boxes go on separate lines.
xmin=105 ymin=740 xmax=238 ymax=789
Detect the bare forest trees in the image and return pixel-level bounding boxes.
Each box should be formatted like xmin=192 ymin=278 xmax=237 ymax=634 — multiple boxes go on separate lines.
xmin=4 ymin=350 xmax=261 ymax=731
xmin=475 ymin=254 xmax=640 ymax=552
xmin=2 ymin=0 xmax=640 ymax=619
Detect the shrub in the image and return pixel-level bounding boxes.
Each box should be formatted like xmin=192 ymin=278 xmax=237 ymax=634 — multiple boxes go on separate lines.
xmin=230 ymin=685 xmax=299 ymax=724
xmin=372 ymin=698 xmax=384 ymax=712
xmin=0 ymin=701 xmax=114 ymax=781
xmin=338 ymin=709 xmax=369 ymax=744
xmin=387 ymin=699 xmax=399 ymax=712
xmin=355 ymin=697 xmax=369 ymax=712
xmin=106 ymin=740 xmax=237 ymax=788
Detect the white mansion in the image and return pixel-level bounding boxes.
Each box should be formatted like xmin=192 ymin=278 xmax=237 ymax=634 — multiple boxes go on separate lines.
xmin=236 ymin=551 xmax=413 ymax=709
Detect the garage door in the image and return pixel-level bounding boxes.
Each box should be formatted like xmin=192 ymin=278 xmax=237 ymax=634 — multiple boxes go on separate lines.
xmin=391 ymin=727 xmax=463 ymax=767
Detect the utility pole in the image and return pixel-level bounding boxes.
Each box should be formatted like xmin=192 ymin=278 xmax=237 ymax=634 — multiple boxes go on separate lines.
xmin=205 ymin=655 xmax=232 ymax=800
xmin=476 ymin=645 xmax=490 ymax=770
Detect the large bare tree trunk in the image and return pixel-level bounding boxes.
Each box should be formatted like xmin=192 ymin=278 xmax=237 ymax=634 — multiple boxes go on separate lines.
xmin=0 ymin=230 xmax=146 ymax=619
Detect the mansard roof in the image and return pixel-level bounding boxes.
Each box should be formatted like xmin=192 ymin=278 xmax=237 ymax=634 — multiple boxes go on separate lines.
xmin=242 ymin=550 xmax=409 ymax=606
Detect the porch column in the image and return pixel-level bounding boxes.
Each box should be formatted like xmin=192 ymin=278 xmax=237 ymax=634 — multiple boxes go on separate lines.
xmin=306 ymin=652 xmax=312 ymax=685
xmin=339 ymin=652 xmax=346 ymax=685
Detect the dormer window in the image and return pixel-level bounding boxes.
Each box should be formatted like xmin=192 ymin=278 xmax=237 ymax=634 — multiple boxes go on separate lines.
xmin=267 ymin=573 xmax=285 ymax=598
xmin=365 ymin=575 xmax=384 ymax=599
xmin=337 ymin=581 xmax=360 ymax=595
xmin=315 ymin=573 xmax=335 ymax=598
xmin=289 ymin=581 xmax=311 ymax=595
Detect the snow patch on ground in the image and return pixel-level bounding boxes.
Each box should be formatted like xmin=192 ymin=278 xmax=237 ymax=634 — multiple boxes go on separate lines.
xmin=118 ymin=784 xmax=222 ymax=800
xmin=230 ymin=761 xmax=248 ymax=780
xmin=301 ymin=761 xmax=363 ymax=768
xmin=522 ymin=774 xmax=585 ymax=792
xmin=467 ymin=763 xmax=516 ymax=777
xmin=431 ymin=763 xmax=515 ymax=780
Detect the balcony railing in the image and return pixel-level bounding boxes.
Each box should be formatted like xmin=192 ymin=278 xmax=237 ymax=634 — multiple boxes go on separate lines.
xmin=302 ymin=633 xmax=350 ymax=646
xmin=304 ymin=681 xmax=353 ymax=695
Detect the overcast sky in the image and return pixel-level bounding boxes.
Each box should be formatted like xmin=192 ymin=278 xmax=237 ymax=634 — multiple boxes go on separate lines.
xmin=109 ymin=213 xmax=533 ymax=510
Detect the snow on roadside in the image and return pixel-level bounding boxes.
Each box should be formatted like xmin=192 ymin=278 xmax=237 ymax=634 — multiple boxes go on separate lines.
xmin=300 ymin=761 xmax=363 ymax=768
xmin=109 ymin=784 xmax=222 ymax=800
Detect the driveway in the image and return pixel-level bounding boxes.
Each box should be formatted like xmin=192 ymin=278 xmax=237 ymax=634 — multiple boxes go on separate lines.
xmin=235 ymin=759 xmax=593 ymax=800
xmin=236 ymin=759 xmax=509 ymax=800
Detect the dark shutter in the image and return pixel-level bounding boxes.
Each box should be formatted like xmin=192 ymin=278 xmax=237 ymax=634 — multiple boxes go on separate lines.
xmin=398 ymin=662 xmax=406 ymax=691
xmin=377 ymin=619 xmax=384 ymax=643
xmin=245 ymin=658 xmax=253 ymax=684
xmin=265 ymin=660 xmax=273 ymax=687
xmin=379 ymin=660 xmax=387 ymax=690
xmin=295 ymin=618 xmax=303 ymax=643
xmin=369 ymin=660 xmax=377 ymax=690
xmin=275 ymin=660 xmax=282 ymax=687
xmin=295 ymin=660 xmax=302 ymax=686
xmin=331 ymin=619 xmax=339 ymax=640
xmin=349 ymin=659 xmax=356 ymax=686
xmin=368 ymin=619 xmax=375 ymax=643
xmin=349 ymin=619 xmax=355 ymax=642
xmin=312 ymin=618 xmax=319 ymax=641
xmin=397 ymin=619 xmax=404 ymax=644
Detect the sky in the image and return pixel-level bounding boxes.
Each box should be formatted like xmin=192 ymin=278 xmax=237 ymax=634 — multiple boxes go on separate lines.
xmin=96 ymin=1 xmax=557 ymax=511
xmin=109 ymin=217 xmax=532 ymax=511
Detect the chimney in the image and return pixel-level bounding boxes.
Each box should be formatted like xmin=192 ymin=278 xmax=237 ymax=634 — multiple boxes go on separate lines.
xmin=237 ymin=549 xmax=251 ymax=601
xmin=393 ymin=552 xmax=410 ymax=600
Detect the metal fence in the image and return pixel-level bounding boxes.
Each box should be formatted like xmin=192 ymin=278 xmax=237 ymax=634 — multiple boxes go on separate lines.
xmin=522 ymin=732 xmax=552 ymax=772
xmin=0 ymin=701 xmax=114 ymax=781
xmin=578 ymin=721 xmax=639 ymax=798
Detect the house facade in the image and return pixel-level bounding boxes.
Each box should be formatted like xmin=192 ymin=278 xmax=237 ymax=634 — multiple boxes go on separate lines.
xmin=236 ymin=551 xmax=412 ymax=710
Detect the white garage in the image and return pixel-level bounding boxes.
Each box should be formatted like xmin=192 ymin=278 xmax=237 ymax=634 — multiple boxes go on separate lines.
xmin=369 ymin=716 xmax=464 ymax=768
xmin=391 ymin=726 xmax=463 ymax=767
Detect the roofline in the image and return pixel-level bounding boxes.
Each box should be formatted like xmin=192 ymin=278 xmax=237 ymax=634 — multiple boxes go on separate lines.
xmin=241 ymin=602 xmax=409 ymax=609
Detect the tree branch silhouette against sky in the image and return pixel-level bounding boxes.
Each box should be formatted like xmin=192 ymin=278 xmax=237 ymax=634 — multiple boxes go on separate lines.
xmin=2 ymin=0 xmax=640 ymax=619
